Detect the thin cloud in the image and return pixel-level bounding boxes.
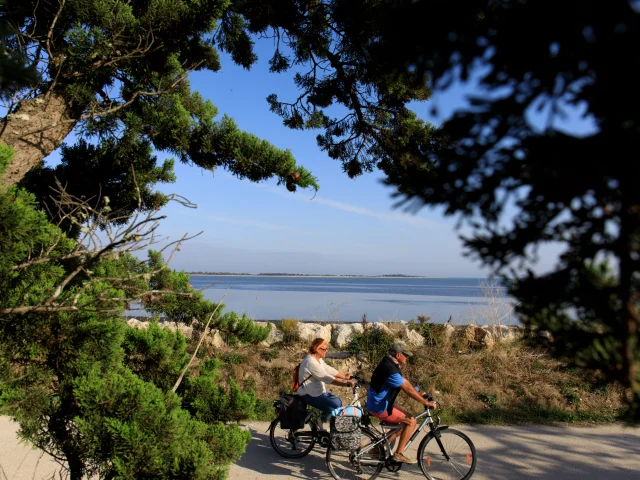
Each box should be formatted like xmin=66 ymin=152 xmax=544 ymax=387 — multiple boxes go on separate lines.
xmin=313 ymin=197 xmax=442 ymax=228
xmin=262 ymin=185 xmax=443 ymax=229
xmin=207 ymin=215 xmax=294 ymax=232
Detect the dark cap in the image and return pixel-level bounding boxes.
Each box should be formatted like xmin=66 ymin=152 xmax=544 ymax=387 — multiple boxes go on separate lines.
xmin=389 ymin=342 xmax=413 ymax=357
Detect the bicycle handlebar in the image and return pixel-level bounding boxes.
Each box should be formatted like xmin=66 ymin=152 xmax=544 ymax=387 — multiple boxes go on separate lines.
xmin=349 ymin=374 xmax=368 ymax=387
xmin=422 ymin=392 xmax=441 ymax=410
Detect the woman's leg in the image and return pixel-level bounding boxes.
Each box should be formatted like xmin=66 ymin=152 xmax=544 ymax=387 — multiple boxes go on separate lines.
xmin=300 ymin=393 xmax=342 ymax=421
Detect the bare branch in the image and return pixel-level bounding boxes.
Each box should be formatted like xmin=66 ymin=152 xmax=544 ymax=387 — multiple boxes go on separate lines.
xmin=172 ymin=285 xmax=230 ymax=392
xmin=1 ymin=169 xmax=199 ymax=317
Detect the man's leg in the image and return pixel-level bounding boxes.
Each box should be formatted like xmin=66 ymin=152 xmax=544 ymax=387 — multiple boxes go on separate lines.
xmin=393 ymin=415 xmax=417 ymax=456
xmin=381 ymin=408 xmax=417 ymax=463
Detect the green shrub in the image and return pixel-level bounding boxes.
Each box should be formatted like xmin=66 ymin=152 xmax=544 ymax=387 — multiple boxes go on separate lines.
xmin=348 ymin=326 xmax=394 ymax=364
xmin=182 ymin=372 xmax=258 ymax=423
xmin=261 ymin=349 xmax=280 ymax=361
xmin=123 ymin=322 xmax=189 ymax=390
xmin=253 ymin=399 xmax=275 ymax=420
xmin=409 ymin=321 xmax=446 ymax=346
xmin=279 ymin=318 xmax=300 ymax=344
xmin=74 ymin=367 xmax=250 ymax=480
xmin=221 ymin=352 xmax=247 ymax=365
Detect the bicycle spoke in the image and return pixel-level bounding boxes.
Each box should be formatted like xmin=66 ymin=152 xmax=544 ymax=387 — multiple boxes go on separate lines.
xmin=326 ymin=428 xmax=384 ymax=480
xmin=418 ymin=429 xmax=476 ymax=480
xmin=269 ymin=419 xmax=317 ymax=458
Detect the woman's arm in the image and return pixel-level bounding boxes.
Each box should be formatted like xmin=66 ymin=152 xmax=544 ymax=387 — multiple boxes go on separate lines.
xmin=330 ymin=378 xmax=355 ymax=387
xmin=323 ymin=362 xmax=351 ymax=380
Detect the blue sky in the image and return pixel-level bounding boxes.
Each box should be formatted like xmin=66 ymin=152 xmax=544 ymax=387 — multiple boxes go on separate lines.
xmin=147 ymin=39 xmax=569 ymax=277
xmin=41 ymin=38 xmax=589 ymax=277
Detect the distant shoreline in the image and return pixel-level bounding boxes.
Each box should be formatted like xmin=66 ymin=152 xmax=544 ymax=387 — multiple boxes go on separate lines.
xmin=186 ymin=273 xmax=446 ymax=279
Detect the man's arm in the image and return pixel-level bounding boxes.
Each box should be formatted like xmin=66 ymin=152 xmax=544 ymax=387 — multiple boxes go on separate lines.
xmin=400 ymin=379 xmax=437 ymax=408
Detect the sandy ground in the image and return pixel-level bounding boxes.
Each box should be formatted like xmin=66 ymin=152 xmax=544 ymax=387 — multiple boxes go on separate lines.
xmin=2 ymin=417 xmax=639 ymax=479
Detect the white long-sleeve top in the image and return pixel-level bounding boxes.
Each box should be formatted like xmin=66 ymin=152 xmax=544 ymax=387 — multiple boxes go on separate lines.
xmin=296 ymin=354 xmax=339 ymax=397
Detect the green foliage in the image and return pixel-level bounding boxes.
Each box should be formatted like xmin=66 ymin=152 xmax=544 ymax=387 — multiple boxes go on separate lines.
xmin=21 ymin=136 xmax=176 ymax=238
xmin=366 ymin=0 xmax=640 ymax=420
xmin=409 ymin=321 xmax=445 ymax=347
xmin=261 ymin=348 xmax=280 ymax=361
xmin=0 ymin=171 xmax=269 ymax=478
xmin=182 ymin=373 xmax=258 ymax=424
xmin=347 ymin=326 xmax=394 ymax=364
xmin=3 ymin=0 xmax=319 ymax=193
xmin=73 ymin=367 xmax=250 ymax=480
xmin=231 ymin=0 xmax=438 ymax=179
xmin=221 ymin=352 xmax=247 ymax=365
xmin=278 ymin=318 xmax=300 ymax=345
xmin=0 ymin=164 xmax=76 ymax=311
xmin=122 ymin=322 xmax=189 ymax=391
xmin=215 ymin=311 xmax=270 ymax=345
xmin=143 ymin=251 xmax=221 ymax=325
xmin=0 ymin=14 xmax=37 ymax=100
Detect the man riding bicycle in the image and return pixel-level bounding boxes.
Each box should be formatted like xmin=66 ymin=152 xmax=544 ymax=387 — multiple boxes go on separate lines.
xmin=366 ymin=342 xmax=436 ymax=464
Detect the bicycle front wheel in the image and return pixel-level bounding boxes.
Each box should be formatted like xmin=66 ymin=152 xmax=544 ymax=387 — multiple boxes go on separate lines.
xmin=417 ymin=428 xmax=476 ymax=480
xmin=326 ymin=427 xmax=384 ymax=480
xmin=269 ymin=418 xmax=317 ymax=458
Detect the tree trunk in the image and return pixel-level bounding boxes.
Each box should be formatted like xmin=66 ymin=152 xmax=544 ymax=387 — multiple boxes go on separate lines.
xmin=0 ymin=94 xmax=76 ymax=186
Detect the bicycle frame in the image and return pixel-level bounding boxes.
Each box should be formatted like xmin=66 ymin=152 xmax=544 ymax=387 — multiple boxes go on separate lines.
xmin=289 ymin=383 xmax=365 ymax=438
xmin=356 ymin=408 xmax=442 ymax=464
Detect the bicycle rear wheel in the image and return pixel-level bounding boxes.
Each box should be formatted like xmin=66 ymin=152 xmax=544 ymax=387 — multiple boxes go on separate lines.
xmin=417 ymin=428 xmax=476 ymax=480
xmin=269 ymin=418 xmax=317 ymax=458
xmin=326 ymin=427 xmax=385 ymax=480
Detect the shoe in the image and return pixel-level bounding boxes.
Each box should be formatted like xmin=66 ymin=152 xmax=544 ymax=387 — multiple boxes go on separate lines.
xmin=392 ymin=452 xmax=417 ymax=465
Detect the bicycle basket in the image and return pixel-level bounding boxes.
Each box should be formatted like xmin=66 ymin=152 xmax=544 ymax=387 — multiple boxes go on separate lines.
xmin=330 ymin=406 xmax=362 ymax=451
xmin=278 ymin=394 xmax=307 ymax=430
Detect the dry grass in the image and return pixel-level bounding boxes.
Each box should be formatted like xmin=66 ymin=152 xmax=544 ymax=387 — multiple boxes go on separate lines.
xmin=208 ymin=334 xmax=627 ymax=425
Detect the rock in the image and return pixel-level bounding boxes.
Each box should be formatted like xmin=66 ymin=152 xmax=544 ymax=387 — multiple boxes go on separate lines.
xmin=482 ymin=324 xmax=519 ymax=343
xmin=457 ymin=325 xmax=494 ymax=350
xmin=255 ymin=322 xmax=283 ymax=347
xmin=126 ymin=318 xmax=145 ymax=328
xmin=332 ymin=323 xmax=364 ymax=347
xmin=369 ymin=322 xmax=393 ymax=336
xmin=443 ymin=323 xmax=456 ymax=342
xmin=405 ymin=328 xmax=425 ymax=347
xmin=211 ymin=331 xmax=226 ymax=348
xmin=297 ymin=323 xmax=332 ymax=343
xmin=476 ymin=327 xmax=494 ymax=350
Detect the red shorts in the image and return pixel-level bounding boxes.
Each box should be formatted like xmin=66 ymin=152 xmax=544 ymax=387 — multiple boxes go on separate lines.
xmin=370 ymin=407 xmax=406 ymax=424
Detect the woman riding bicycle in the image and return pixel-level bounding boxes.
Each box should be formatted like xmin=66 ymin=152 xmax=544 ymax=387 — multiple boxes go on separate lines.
xmin=296 ymin=338 xmax=356 ymax=422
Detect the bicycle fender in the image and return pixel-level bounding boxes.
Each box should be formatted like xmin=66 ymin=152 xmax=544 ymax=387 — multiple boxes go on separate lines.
xmin=417 ymin=426 xmax=450 ymax=449
xmin=266 ymin=419 xmax=278 ymax=433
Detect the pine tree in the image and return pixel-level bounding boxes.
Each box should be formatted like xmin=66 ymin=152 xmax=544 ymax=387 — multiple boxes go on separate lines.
xmin=0 ymin=0 xmax=317 ymax=193
xmin=0 ymin=147 xmax=268 ymax=479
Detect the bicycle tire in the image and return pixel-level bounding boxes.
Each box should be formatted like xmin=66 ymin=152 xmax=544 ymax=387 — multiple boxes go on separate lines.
xmin=269 ymin=418 xmax=318 ymax=458
xmin=417 ymin=428 xmax=477 ymax=480
xmin=326 ymin=427 xmax=385 ymax=480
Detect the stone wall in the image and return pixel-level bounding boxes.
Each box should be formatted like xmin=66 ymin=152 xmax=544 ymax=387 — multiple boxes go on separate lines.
xmin=126 ymin=318 xmax=522 ymax=351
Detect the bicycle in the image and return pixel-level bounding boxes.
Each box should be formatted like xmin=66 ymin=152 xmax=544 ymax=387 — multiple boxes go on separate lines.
xmin=268 ymin=374 xmax=368 ymax=459
xmin=326 ymin=393 xmax=477 ymax=480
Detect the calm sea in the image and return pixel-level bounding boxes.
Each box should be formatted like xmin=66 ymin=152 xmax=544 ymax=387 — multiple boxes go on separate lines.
xmin=185 ymin=276 xmax=516 ymax=324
